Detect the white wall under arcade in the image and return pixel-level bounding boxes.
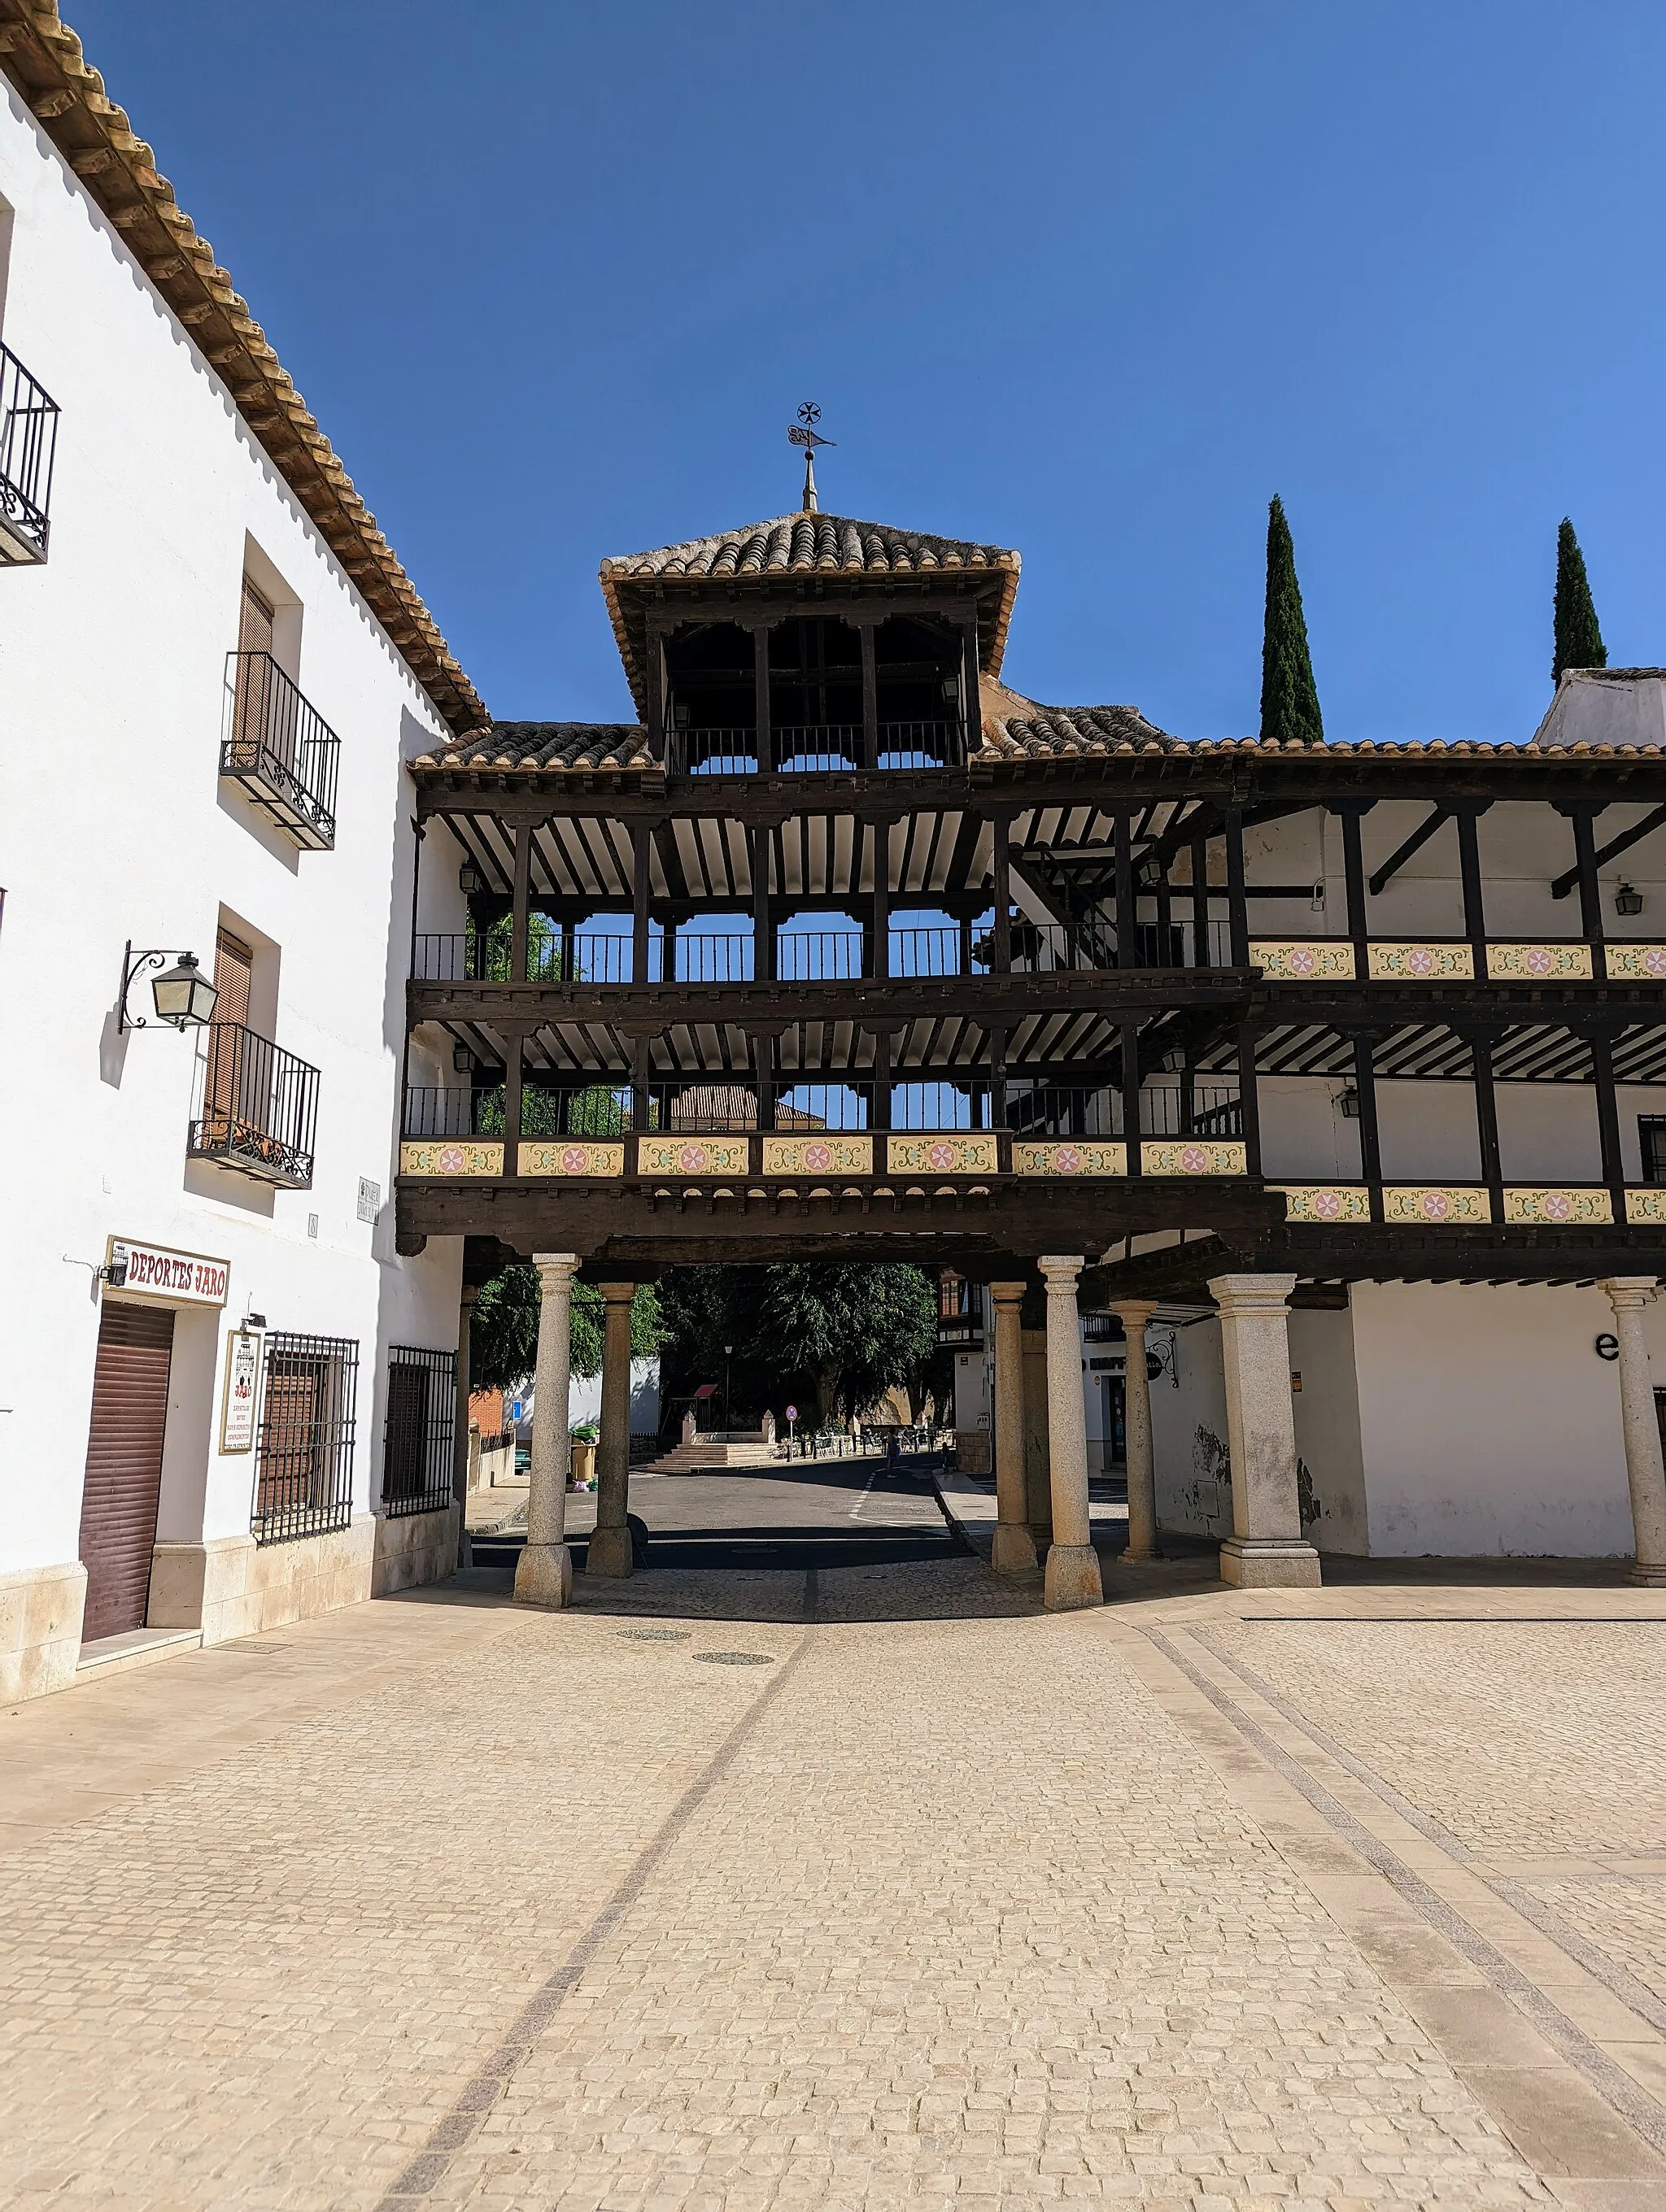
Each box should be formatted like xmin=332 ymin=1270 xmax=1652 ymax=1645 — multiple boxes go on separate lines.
xmin=0 ymin=83 xmax=466 ymax=1701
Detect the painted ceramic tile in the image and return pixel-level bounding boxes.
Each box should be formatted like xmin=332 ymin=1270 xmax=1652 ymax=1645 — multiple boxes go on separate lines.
xmin=1381 ymin=1185 xmax=1493 ymax=1223
xmin=399 ymin=1140 xmax=504 ymax=1178
xmin=1248 ymin=940 xmax=1357 ymax=981
xmin=761 ymin=1134 xmax=873 ymax=1176
xmin=1139 ymin=1139 xmax=1249 ymax=1177
xmin=886 ymin=1134 xmax=1001 ymax=1176
xmin=1627 ymin=1188 xmax=1666 ymax=1224
xmin=517 ymin=1140 xmax=626 ymax=1177
xmin=1012 ymin=1140 xmax=1128 ymax=1177
xmin=1603 ymin=943 xmax=1666 ymax=981
xmin=1484 ymin=943 xmax=1594 ymax=982
xmin=1276 ymin=1185 xmax=1372 ymax=1222
xmin=1502 ymin=1186 xmax=1613 ymax=1225
xmin=1367 ymin=942 xmax=1476 ymax=981
xmin=635 ymin=1135 xmax=748 ymax=1177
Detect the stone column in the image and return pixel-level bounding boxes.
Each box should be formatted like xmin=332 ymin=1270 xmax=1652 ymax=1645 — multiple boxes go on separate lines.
xmin=1209 ymin=1272 xmax=1321 ymax=1589
xmin=515 ymin=1253 xmax=579 ymax=1609
xmin=1111 ymin=1300 xmax=1158 ymax=1564
xmin=1601 ymin=1278 xmax=1666 ymax=1586
xmin=988 ymin=1281 xmax=1036 ymax=1573
xmin=1039 ymin=1256 xmax=1103 ymax=1610
xmin=587 ymin=1282 xmax=637 ymax=1578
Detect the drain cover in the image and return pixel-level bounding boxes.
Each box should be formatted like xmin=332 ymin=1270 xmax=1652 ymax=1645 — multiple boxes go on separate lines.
xmin=694 ymin=1650 xmax=776 ymax=1666
xmin=617 ymin=1628 xmax=691 ymax=1643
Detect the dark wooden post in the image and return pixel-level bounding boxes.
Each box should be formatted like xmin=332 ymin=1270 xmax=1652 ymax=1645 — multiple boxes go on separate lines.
xmin=1180 ymin=1048 xmax=1196 ymax=1137
xmin=1351 ymin=1031 xmax=1385 ymax=1221
xmin=859 ymin=620 xmax=879 ymax=772
xmin=560 ymin=917 xmax=576 ymax=986
xmin=1336 ymin=803 xmax=1372 ymax=978
xmin=663 ymin=918 xmax=678 ymax=982
xmin=992 ymin=813 xmax=1012 ymax=973
xmin=1592 ymin=1025 xmax=1626 ymax=1216
xmin=646 ymin=621 xmax=667 ymax=767
xmin=752 ymin=830 xmax=773 ymax=983
xmin=630 ymin=1035 xmax=649 ymax=1158
xmin=958 ymin=911 xmax=973 ymax=977
xmin=510 ymin=824 xmax=531 ymax=982
xmin=1191 ymin=835 xmax=1210 ymax=967
xmin=1115 ymin=808 xmax=1138 ymax=968
xmin=1225 ymin=806 xmax=1250 ymax=969
xmin=1121 ymin=1018 xmax=1142 ymax=1173
xmin=871 ymin=820 xmax=892 ymax=980
xmin=989 ymin=1023 xmax=1008 ymax=1130
xmin=1455 ymin=806 xmax=1490 ymax=973
xmin=1154 ymin=861 xmax=1172 ymax=969
xmin=870 ymin=1030 xmax=892 ymax=1132
xmin=1564 ymin=804 xmax=1609 ymax=980
xmin=631 ymin=823 xmax=652 ymax=985
xmin=504 ymin=1030 xmax=523 ymax=1169
xmin=1238 ymin=1023 xmax=1263 ymax=1178
xmin=752 ymin=1030 xmax=776 ymax=1133
xmin=1468 ymin=1027 xmax=1504 ymax=1217
xmin=752 ymin=622 xmax=773 ymax=774
xmin=958 ymin=613 xmax=980 ymax=766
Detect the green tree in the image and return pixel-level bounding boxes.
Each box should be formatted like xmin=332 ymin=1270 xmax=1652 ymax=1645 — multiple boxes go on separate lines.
xmin=469 ymin=1269 xmax=665 ymax=1392
xmin=1259 ymin=495 xmax=1324 ymax=746
xmin=465 ymin=908 xmax=560 ymax=982
xmin=1553 ymin=517 xmax=1607 ymax=684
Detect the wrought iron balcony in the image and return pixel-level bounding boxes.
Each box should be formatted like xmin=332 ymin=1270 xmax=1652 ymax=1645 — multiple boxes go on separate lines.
xmin=220 ymin=651 xmax=340 ymax=851
xmin=189 ymin=1023 xmax=321 ymax=1187
xmin=0 ymin=342 xmax=59 ymax=565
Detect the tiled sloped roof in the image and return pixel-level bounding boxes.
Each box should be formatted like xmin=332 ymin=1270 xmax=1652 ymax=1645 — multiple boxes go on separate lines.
xmin=410 ymin=722 xmax=653 ymax=773
xmin=1 ymin=2 xmax=484 ymax=736
xmin=600 ymin=512 xmax=1022 ymax=712
xmin=978 ymin=705 xmax=1178 ymax=758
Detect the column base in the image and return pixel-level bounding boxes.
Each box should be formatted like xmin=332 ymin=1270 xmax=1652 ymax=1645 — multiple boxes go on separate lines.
xmin=990 ymin=1522 xmax=1038 ymax=1574
xmin=514 ymin=1541 xmax=574 ymax=1608
xmin=1627 ymin=1561 xmax=1666 ymax=1587
xmin=584 ymin=1525 xmax=635 ymax=1578
xmin=1043 ymin=1543 xmax=1103 ymax=1611
xmin=1218 ymin=1536 xmax=1322 ymax=1589
xmin=1117 ymin=1543 xmax=1160 ymax=1566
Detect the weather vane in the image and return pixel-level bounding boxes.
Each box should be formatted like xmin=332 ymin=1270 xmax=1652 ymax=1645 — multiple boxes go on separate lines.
xmin=787 ymin=400 xmax=834 ymax=513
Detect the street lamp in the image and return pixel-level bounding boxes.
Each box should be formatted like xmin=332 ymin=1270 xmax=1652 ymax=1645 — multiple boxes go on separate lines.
xmin=1616 ymin=882 xmax=1645 ymax=918
xmin=723 ymin=1342 xmax=734 ymax=1431
xmin=119 ymin=943 xmax=219 ymax=1033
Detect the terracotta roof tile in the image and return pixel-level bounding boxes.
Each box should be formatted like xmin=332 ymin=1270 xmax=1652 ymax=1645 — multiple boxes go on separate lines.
xmin=412 ymin=722 xmax=654 ymax=773
xmin=977 ymin=705 xmax=1177 ymax=759
xmin=601 ymin=512 xmax=1018 ymax=584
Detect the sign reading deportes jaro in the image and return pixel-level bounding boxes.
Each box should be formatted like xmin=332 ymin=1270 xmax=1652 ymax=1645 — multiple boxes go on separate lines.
xmin=104 ymin=1237 xmax=229 ymax=1307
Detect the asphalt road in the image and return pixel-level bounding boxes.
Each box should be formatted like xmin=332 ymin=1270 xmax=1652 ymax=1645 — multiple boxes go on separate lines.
xmin=471 ymin=1453 xmax=963 ymax=1574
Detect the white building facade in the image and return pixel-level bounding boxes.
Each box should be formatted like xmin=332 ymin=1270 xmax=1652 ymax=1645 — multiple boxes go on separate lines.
xmin=0 ymin=15 xmax=484 ymax=1700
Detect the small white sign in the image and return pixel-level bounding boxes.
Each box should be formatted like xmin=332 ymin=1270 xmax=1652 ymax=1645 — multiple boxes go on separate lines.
xmin=106 ymin=1238 xmax=229 ymax=1307
xmin=220 ymin=1330 xmax=263 ymax=1452
xmin=357 ymin=1178 xmax=382 ymax=1224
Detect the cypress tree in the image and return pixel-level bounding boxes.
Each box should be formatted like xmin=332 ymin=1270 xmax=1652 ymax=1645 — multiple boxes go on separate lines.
xmin=1259 ymin=495 xmax=1324 ymax=745
xmin=1552 ymin=517 xmax=1607 ymax=685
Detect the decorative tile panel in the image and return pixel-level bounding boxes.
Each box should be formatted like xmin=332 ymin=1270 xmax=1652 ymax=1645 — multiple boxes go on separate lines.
xmin=635 ymin=1134 xmax=748 ymax=1177
xmin=518 ymin=1140 xmax=625 ymax=1177
xmin=1140 ymin=1139 xmax=1249 ymax=1177
xmin=1502 ymin=1186 xmax=1614 ymax=1225
xmin=1382 ymin=1185 xmax=1492 ymax=1223
xmin=1485 ymin=942 xmax=1594 ymax=982
xmin=399 ymin=1139 xmax=504 ymax=1178
xmin=761 ymin=1134 xmax=873 ymax=1176
xmin=1276 ymin=1185 xmax=1372 ymax=1222
xmin=886 ymin=1133 xmax=1001 ymax=1176
xmin=1012 ymin=1139 xmax=1127 ymax=1178
xmin=1367 ymin=942 xmax=1476 ymax=981
xmin=1627 ymin=1188 xmax=1666 ymax=1225
xmin=1603 ymin=943 xmax=1666 ymax=982
xmin=1249 ymin=940 xmax=1357 ymax=981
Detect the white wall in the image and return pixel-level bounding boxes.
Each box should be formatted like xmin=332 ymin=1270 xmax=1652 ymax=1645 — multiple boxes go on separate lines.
xmin=1150 ymin=1317 xmax=1232 ymax=1539
xmin=0 ymin=87 xmax=463 ymax=1578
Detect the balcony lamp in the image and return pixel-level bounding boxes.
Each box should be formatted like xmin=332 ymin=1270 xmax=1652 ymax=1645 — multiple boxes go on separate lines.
xmin=458 ymin=863 xmax=485 ymax=895
xmin=1339 ymin=1086 xmax=1362 ymax=1119
xmin=1616 ymin=882 xmax=1645 ymax=917
xmin=452 ymin=1045 xmax=476 ymax=1074
xmin=118 ymin=943 xmax=219 ymax=1033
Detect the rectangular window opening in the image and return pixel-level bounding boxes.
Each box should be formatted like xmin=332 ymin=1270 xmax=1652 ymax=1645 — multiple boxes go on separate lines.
xmin=251 ymin=1332 xmax=359 ymax=1544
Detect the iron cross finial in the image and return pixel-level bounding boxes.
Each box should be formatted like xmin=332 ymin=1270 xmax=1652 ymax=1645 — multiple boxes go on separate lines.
xmin=787 ymin=401 xmax=835 ymax=512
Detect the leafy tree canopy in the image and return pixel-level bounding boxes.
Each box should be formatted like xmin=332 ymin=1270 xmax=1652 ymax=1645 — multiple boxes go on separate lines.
xmin=1553 ymin=517 xmax=1607 ymax=685
xmin=1259 ymin=494 xmax=1324 ymax=747
xmin=471 ymin=1270 xmax=665 ymax=1392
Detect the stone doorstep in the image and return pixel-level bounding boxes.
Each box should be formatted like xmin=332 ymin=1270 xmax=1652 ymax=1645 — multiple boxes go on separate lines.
xmin=75 ymin=1626 xmax=203 ymax=1681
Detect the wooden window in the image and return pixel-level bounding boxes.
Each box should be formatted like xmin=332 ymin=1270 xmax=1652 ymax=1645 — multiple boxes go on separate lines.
xmin=251 ymin=1333 xmax=359 ymax=1544
xmin=232 ymin=577 xmax=276 ymax=751
xmin=1639 ymin=1117 xmax=1666 ymax=1186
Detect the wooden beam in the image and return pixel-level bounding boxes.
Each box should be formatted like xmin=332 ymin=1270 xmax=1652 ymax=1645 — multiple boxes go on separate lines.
xmin=1368 ymin=804 xmax=1450 ymax=896
xmin=1551 ymin=801 xmax=1666 ymax=899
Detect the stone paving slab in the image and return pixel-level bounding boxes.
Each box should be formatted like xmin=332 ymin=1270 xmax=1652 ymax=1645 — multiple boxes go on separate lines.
xmin=2 ymin=1564 xmax=1666 ymax=2205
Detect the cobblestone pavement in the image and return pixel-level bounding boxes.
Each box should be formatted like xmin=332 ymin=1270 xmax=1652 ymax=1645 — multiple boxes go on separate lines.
xmin=5 ymin=1565 xmax=1666 ymax=2208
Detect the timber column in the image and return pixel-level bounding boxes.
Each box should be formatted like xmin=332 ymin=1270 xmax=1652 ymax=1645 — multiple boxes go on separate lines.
xmin=587 ymin=1282 xmax=637 ymax=1578
xmin=1601 ymin=1278 xmax=1666 ymax=1587
xmin=1209 ymin=1273 xmax=1321 ymax=1589
xmin=1110 ymin=1300 xmax=1159 ymax=1564
xmin=1038 ymin=1256 xmax=1102 ymax=1611
xmin=988 ymin=1281 xmax=1036 ymax=1573
xmin=515 ymin=1253 xmax=579 ymax=1609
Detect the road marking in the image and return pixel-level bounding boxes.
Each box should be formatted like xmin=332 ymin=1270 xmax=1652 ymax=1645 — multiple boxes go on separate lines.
xmin=848 ymin=1468 xmax=883 ymax=1518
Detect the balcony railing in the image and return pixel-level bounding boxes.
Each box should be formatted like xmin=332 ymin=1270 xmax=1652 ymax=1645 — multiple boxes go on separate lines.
xmin=668 ymin=717 xmax=968 ymax=776
xmin=0 ymin=342 xmax=59 ymax=565
xmin=189 ymin=1023 xmax=321 ymax=1187
xmin=220 ymin=651 xmax=340 ymax=851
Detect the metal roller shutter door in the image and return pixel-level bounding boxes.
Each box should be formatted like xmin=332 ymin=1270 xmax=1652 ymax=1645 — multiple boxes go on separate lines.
xmin=76 ymin=1302 xmax=175 ymax=1642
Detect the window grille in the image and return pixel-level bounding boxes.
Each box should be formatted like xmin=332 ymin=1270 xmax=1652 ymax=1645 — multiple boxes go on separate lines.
xmin=381 ymin=1345 xmax=458 ymax=1517
xmin=251 ymin=1332 xmax=360 ymax=1544
xmin=1641 ymin=1117 xmax=1666 ymax=1187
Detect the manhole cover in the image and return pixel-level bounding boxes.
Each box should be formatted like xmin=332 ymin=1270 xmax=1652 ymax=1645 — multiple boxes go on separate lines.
xmin=617 ymin=1628 xmax=691 ymax=1643
xmin=694 ymin=1650 xmax=776 ymax=1666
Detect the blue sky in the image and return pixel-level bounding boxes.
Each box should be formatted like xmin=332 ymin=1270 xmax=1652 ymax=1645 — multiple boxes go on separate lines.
xmin=68 ymin=2 xmax=1666 ymax=740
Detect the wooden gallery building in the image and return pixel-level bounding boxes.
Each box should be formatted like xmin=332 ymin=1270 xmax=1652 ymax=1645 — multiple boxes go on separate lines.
xmin=399 ymin=502 xmax=1666 ymax=1607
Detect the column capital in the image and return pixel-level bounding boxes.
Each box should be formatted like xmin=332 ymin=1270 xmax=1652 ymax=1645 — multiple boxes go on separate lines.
xmin=988 ymin=1279 xmax=1028 ymax=1304
xmin=1108 ymin=1298 xmax=1158 ymax=1327
xmin=1207 ymin=1271 xmax=1298 ymax=1317
xmin=533 ymin=1252 xmax=581 ymax=1287
xmin=1038 ymin=1254 xmax=1085 ymax=1286
xmin=598 ymin=1280 xmax=637 ymax=1304
xmin=1603 ymin=1277 xmax=1659 ymax=1311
